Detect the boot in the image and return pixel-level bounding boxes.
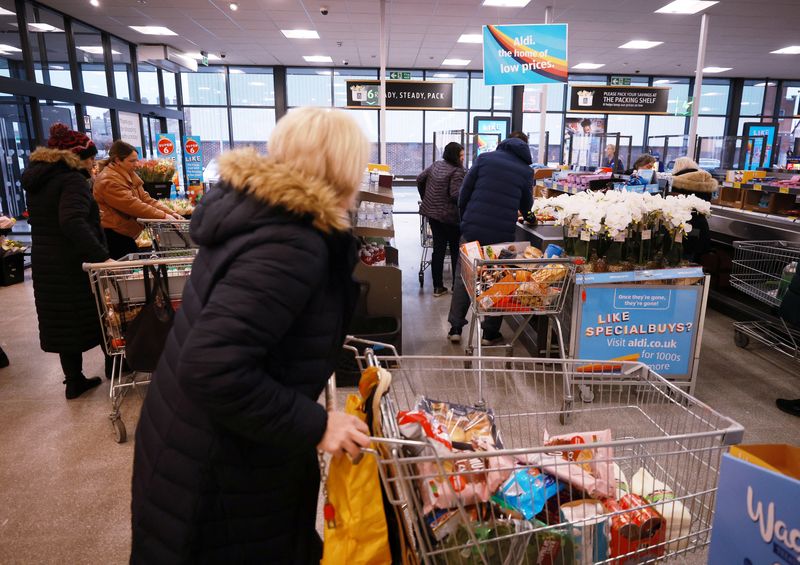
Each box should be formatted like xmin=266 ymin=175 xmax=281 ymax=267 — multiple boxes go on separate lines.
xmin=0 ymin=346 xmax=8 ymax=369
xmin=64 ymin=375 xmax=102 ymax=400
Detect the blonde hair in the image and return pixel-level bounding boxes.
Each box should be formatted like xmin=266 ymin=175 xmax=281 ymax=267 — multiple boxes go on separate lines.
xmin=269 ymin=107 xmax=369 ymax=198
xmin=672 ymin=156 xmax=699 ymax=174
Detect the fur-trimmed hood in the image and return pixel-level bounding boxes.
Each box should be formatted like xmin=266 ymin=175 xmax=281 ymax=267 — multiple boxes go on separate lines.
xmin=671 ymin=169 xmax=718 ymax=193
xmin=215 ymin=148 xmax=349 ymax=234
xmin=23 ymin=147 xmax=88 ymax=194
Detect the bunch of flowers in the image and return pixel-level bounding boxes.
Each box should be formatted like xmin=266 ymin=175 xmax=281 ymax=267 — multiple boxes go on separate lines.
xmin=135 ymin=159 xmax=176 ymax=183
xmin=1 ymin=238 xmax=27 ymax=256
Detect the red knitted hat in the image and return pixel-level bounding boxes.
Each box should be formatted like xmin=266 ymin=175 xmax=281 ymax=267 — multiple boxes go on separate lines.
xmin=47 ymin=123 xmax=97 ymax=158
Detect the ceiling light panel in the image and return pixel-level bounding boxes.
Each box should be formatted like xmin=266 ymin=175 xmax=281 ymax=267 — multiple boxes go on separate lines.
xmin=572 ymin=63 xmax=605 ymax=69
xmin=771 ymin=46 xmax=800 ymax=54
xmin=129 ymin=26 xmax=177 ymax=36
xmin=282 ymin=29 xmax=319 ymax=39
xmin=619 ymin=40 xmax=663 ymax=49
xmin=702 ymin=66 xmax=732 ymax=73
xmin=0 ymin=8 xmax=15 ymax=16
xmin=655 ymin=0 xmax=718 ymax=15
xmin=77 ymin=46 xmax=120 ymax=55
xmin=303 ymin=55 xmax=333 ymax=63
xmin=483 ymin=0 xmax=531 ymax=6
xmin=0 ymin=44 xmax=21 ymax=52
xmin=442 ymin=58 xmax=470 ymax=66
xmin=458 ymin=34 xmax=483 ymax=44
xmin=28 ymin=23 xmax=63 ymax=32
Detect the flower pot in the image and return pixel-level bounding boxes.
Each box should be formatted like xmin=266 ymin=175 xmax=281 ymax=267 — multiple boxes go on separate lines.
xmin=143 ymin=182 xmax=171 ymax=200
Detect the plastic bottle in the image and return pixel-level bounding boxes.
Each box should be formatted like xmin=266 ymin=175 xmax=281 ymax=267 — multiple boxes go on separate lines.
xmin=103 ymin=288 xmax=124 ymax=349
xmin=779 ymin=261 xmax=797 ymax=300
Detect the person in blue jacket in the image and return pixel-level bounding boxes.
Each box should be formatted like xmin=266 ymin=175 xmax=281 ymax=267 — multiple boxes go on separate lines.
xmin=447 ymin=132 xmax=534 ymax=345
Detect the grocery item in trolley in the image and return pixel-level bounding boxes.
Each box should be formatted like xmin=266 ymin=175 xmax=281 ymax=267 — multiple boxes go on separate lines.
xmin=492 ymin=466 xmax=565 ymax=520
xmin=630 ymin=468 xmax=692 ymax=551
xmin=559 ymin=499 xmax=610 ymax=564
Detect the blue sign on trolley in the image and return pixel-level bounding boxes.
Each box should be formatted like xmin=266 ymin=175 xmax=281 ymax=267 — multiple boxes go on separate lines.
xmin=182 ymin=136 xmax=203 ymax=182
xmin=482 ymin=23 xmax=568 ymax=86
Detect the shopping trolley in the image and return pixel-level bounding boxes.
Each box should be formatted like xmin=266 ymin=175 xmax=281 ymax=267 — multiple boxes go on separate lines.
xmin=83 ymin=251 xmax=196 ymax=442
xmin=344 ymin=345 xmax=744 ymax=565
xmin=730 ymin=240 xmax=800 ymax=361
xmin=419 ymin=213 xmax=435 ymax=287
xmin=460 ymin=246 xmax=577 ymax=358
xmin=138 ymin=218 xmax=196 ymax=251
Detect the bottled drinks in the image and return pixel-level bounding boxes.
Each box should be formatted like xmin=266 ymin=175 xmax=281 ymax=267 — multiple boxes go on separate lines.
xmin=779 ymin=261 xmax=797 ymax=301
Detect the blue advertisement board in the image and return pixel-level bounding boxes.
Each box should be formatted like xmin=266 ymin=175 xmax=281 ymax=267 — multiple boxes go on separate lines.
xmin=575 ymin=285 xmax=701 ymax=377
xmin=156 ymin=133 xmax=177 ymax=161
xmin=482 ymin=24 xmax=568 ymax=86
xmin=743 ymin=122 xmax=777 ymax=170
xmin=182 ymin=136 xmax=203 ymax=181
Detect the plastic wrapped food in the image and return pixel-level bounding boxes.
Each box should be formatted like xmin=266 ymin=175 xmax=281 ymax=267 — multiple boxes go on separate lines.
xmin=529 ymin=263 xmax=568 ymax=285
xmin=416 ymin=397 xmax=503 ymax=450
xmin=492 ymin=467 xmax=565 ymax=520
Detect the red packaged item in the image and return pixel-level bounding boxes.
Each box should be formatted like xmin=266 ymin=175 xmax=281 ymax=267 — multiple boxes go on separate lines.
xmin=605 ymin=493 xmax=666 ymax=564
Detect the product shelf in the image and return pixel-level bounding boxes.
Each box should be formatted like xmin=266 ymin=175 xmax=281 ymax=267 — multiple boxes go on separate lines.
xmin=358 ymin=185 xmax=394 ymax=205
xmin=721 ymin=181 xmax=800 ymax=196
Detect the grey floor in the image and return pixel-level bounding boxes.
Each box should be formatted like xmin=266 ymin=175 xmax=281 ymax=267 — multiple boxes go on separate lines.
xmin=0 ymin=212 xmax=798 ymax=563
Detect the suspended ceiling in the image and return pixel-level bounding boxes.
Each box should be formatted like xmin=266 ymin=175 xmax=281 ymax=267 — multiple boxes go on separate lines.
xmin=42 ymin=0 xmax=800 ymax=79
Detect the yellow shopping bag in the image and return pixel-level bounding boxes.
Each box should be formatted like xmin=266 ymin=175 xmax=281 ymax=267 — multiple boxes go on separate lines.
xmin=321 ymin=377 xmax=392 ymax=565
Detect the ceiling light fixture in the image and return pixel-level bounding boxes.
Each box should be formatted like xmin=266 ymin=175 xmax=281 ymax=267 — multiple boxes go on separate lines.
xmin=50 ymin=64 xmax=64 ymax=70
xmin=89 ymin=0 xmax=99 ymax=6
xmin=281 ymin=29 xmax=319 ymax=39
xmin=433 ymin=73 xmax=455 ymax=78
xmin=702 ymin=66 xmax=732 ymax=73
xmin=754 ymin=82 xmax=776 ymax=87
xmin=619 ymin=40 xmax=663 ymax=49
xmin=0 ymin=44 xmax=21 ymax=53
xmin=229 ymin=69 xmax=244 ymax=74
xmin=458 ymin=34 xmax=483 ymax=44
xmin=77 ymin=46 xmax=120 ymax=55
xmin=0 ymin=8 xmax=15 ymax=16
xmin=572 ymin=62 xmax=605 ymax=69
xmin=482 ymin=0 xmax=531 ymax=6
xmin=653 ymin=79 xmax=672 ymax=84
xmin=771 ymin=46 xmax=800 ymax=55
xmin=442 ymin=58 xmax=470 ymax=66
xmin=28 ymin=23 xmax=63 ymax=32
xmin=229 ymin=2 xmax=238 ymax=11
xmin=129 ymin=25 xmax=177 ymax=36
xmin=655 ymin=0 xmax=718 ymax=15
xmin=186 ymin=52 xmax=221 ymax=61
xmin=303 ymin=55 xmax=333 ymax=63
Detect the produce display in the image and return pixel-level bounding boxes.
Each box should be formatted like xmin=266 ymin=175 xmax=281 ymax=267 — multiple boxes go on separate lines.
xmin=0 ymin=237 xmax=27 ymax=256
xmin=397 ymin=399 xmax=678 ymax=564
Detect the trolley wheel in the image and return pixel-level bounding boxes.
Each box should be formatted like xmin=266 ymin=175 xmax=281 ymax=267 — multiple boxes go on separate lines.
xmin=112 ymin=418 xmax=127 ymax=443
xmin=559 ymin=400 xmax=574 ymax=425
xmin=579 ymin=384 xmax=595 ymax=403
xmin=418 ymin=271 xmax=424 ymax=287
xmin=734 ymin=330 xmax=750 ymax=349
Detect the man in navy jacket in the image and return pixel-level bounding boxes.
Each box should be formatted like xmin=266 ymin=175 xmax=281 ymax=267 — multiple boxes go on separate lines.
xmin=448 ymin=132 xmax=534 ymax=344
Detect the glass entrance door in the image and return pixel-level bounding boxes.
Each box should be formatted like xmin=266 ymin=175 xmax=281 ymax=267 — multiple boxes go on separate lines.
xmin=0 ymin=94 xmax=33 ymax=218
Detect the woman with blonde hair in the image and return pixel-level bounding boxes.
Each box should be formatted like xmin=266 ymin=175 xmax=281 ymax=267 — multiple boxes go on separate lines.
xmin=130 ymin=107 xmax=371 ymax=563
xmin=93 ymin=140 xmax=182 ymax=258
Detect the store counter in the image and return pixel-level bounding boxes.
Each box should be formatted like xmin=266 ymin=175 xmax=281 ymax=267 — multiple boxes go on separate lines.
xmin=708 ymin=205 xmax=800 ymax=246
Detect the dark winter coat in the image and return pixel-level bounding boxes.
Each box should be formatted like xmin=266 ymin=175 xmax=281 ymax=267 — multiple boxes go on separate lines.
xmin=22 ymin=148 xmax=109 ymax=354
xmin=780 ymin=268 xmax=800 ymax=328
xmin=130 ymin=148 xmax=360 ymax=564
xmin=417 ymin=160 xmax=466 ymax=225
xmin=459 ymin=138 xmax=534 ymax=245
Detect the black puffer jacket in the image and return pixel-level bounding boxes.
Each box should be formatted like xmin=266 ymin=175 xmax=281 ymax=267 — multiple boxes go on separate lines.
xmin=22 ymin=148 xmax=109 ymax=353
xmin=459 ymin=138 xmax=534 ymax=244
xmin=417 ymin=159 xmax=465 ymax=225
xmin=130 ymin=149 xmax=359 ymax=564
xmin=780 ymin=267 xmax=800 ymax=328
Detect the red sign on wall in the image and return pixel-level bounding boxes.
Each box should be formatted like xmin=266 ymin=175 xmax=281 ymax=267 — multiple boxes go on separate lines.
xmin=184 ymin=138 xmax=199 ymax=155
xmin=157 ymin=136 xmax=175 ymax=156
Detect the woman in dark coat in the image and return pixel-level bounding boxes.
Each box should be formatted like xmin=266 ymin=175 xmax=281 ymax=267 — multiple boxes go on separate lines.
xmin=131 ymin=107 xmax=371 ymax=564
xmin=22 ymin=124 xmax=110 ymax=399
xmin=416 ymin=141 xmax=465 ymax=296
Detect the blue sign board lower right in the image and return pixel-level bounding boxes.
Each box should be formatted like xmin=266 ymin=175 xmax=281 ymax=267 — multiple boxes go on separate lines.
xmin=575 ymin=285 xmax=701 ymax=379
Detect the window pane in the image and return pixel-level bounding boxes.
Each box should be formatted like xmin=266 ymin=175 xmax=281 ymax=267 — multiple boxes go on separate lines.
xmin=699 ymin=80 xmax=729 ymax=115
xmin=741 ymin=80 xmax=765 ymax=116
xmin=386 ymin=110 xmax=422 ymax=175
xmin=340 ymin=109 xmax=379 ymax=163
xmin=607 ymin=114 xmax=645 ymax=146
xmin=425 ymin=111 xmax=468 ymax=142
xmin=470 ymin=74 xmax=492 ymax=109
xmin=185 ymin=107 xmax=230 ymax=169
xmin=162 ymin=71 xmax=178 ymax=105
xmin=231 ymin=108 xmax=275 ymax=152
xmin=334 ymin=69 xmax=377 ymax=108
xmin=287 ymin=68 xmax=331 ymax=107
xmin=40 ymin=101 xmax=77 ymax=132
xmin=648 ymin=116 xmax=687 ymax=143
xmin=0 ymin=0 xmax=23 ymax=80
xmin=26 ymin=5 xmax=71 ymax=89
xmin=523 ymin=84 xmax=564 ymax=113
xmin=229 ymin=67 xmax=274 ymax=106
xmin=111 ymin=37 xmax=132 ymax=101
xmin=492 ymin=85 xmax=512 ymax=111
xmin=523 ymin=113 xmax=563 ymax=165
xmin=653 ymin=78 xmax=690 ymax=116
xmin=779 ymin=81 xmax=800 ymax=117
xmin=138 ymin=63 xmax=160 ymax=105
xmin=85 ymin=106 xmax=112 ymax=158
xmin=181 ymin=68 xmax=227 ymax=105
xmin=74 ymin=23 xmax=107 ymax=97
xmin=697 ymin=116 xmax=726 ymax=137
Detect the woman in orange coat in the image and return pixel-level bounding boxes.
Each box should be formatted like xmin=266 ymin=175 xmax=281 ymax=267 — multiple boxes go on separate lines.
xmin=93 ymin=141 xmax=182 ymax=258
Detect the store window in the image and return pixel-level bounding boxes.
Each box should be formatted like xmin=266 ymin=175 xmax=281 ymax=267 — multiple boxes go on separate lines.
xmin=287 ymin=68 xmax=332 ymax=107
xmin=26 ymin=4 xmax=71 ymax=89
xmin=697 ymin=116 xmax=726 ymax=137
xmin=138 ymin=63 xmax=160 ymax=105
xmin=740 ymin=80 xmax=766 ymax=116
xmin=470 ymin=74 xmax=492 ymax=110
xmin=699 ymin=79 xmax=730 ymax=115
xmin=778 ymin=81 xmax=800 ymax=117
xmin=523 ymin=113 xmax=563 ymax=165
xmin=607 ymin=115 xmax=646 ymax=147
xmin=0 ymin=0 xmax=23 ymax=80
xmin=523 ymin=84 xmax=565 ymax=113
xmin=162 ymin=71 xmax=178 ymax=106
xmin=385 ymin=110 xmax=422 ymax=175
xmin=653 ymin=78 xmax=690 ymax=116
xmin=85 ymin=106 xmax=113 ymax=157
xmin=493 ymin=85 xmax=512 ymax=111
xmin=111 ymin=36 xmax=132 ymax=101
xmin=231 ymin=108 xmax=275 ymax=152
xmin=40 ymin=100 xmax=77 ymax=132
xmin=776 ymin=117 xmax=800 ymax=167
xmin=181 ymin=67 xmax=227 ymax=106
xmin=341 ymin=109 xmax=379 ymax=163
xmin=184 ymin=107 xmax=230 ymax=168
xmin=73 ymin=22 xmax=107 ymax=97
xmin=229 ymin=67 xmax=275 ymax=106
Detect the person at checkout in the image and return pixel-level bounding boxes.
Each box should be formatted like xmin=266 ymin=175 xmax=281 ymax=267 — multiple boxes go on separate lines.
xmin=603 ymin=144 xmax=624 ymax=172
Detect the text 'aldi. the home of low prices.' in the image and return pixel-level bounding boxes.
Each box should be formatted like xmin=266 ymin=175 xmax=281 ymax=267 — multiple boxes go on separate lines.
xmin=482 ymin=23 xmax=568 ymax=86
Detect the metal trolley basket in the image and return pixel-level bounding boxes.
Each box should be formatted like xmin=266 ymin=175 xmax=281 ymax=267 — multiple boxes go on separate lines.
xmin=730 ymin=240 xmax=800 ymax=360
xmin=83 ymin=251 xmax=196 ymax=442
xmin=352 ymin=348 xmax=743 ymax=565
xmin=460 ymin=247 xmax=577 ymax=358
xmin=138 ymin=218 xmax=196 ymax=251
xmin=418 ymin=211 xmax=453 ymax=289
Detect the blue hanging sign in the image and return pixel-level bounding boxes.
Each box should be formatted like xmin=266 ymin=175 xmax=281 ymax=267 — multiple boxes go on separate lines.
xmin=482 ymin=24 xmax=568 ymax=86
xmin=182 ymin=136 xmax=203 ymax=182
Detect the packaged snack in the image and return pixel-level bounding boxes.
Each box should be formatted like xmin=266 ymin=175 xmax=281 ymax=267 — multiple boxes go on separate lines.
xmin=630 ymin=468 xmax=692 ymax=551
xmin=542 ymin=429 xmax=615 ymax=498
xmin=601 ymin=497 xmax=640 ymax=541
xmin=530 ymin=263 xmax=568 ymax=285
xmin=492 ymin=467 xmax=565 ymax=520
xmin=460 ymin=241 xmax=483 ymax=261
xmin=560 ymin=500 xmax=610 ymax=565
xmin=524 ymin=245 xmax=544 ymax=259
xmin=417 ymin=397 xmax=503 ymax=450
xmin=603 ymin=492 xmax=667 ymax=562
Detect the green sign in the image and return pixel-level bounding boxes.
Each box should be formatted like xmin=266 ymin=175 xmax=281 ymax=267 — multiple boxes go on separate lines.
xmin=610 ymin=76 xmax=632 ymax=86
xmin=677 ymin=97 xmax=694 ymax=117
xmin=389 ymin=71 xmax=411 ymax=80
xmin=200 ymin=52 xmax=209 ymax=66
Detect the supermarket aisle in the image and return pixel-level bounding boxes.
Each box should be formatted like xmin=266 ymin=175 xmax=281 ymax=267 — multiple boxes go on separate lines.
xmin=0 ymin=213 xmax=798 ymax=563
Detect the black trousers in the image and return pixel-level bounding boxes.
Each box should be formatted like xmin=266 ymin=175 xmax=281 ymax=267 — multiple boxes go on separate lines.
xmin=59 ymin=351 xmax=115 ymax=380
xmin=428 ymin=218 xmax=460 ymax=288
xmin=105 ymin=228 xmax=139 ymax=260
